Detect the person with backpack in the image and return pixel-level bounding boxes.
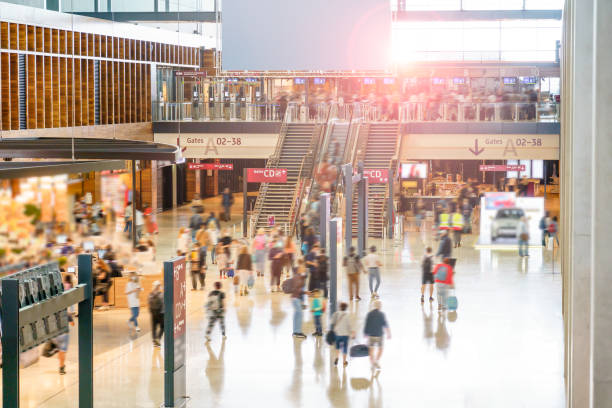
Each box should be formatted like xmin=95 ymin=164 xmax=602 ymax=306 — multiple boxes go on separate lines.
xmin=363 ymin=245 xmax=383 ymax=299
xmin=343 ymin=246 xmax=365 ymax=301
xmin=205 ymin=281 xmax=226 ymax=342
xmin=421 ymin=247 xmax=435 ymax=303
xmin=433 ymin=258 xmax=454 ymax=311
xmin=189 ymin=209 xmax=204 ymax=242
xmin=539 ymin=211 xmax=551 ymax=246
xmin=363 ymin=300 xmax=391 ymax=370
xmin=311 ymin=289 xmax=325 ymax=337
xmin=148 ymin=281 xmax=164 ymax=347
xmin=329 ymin=302 xmax=354 ymax=367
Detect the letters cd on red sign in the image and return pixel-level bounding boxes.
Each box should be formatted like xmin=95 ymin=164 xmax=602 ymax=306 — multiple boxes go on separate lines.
xmin=363 ymin=169 xmax=389 ymax=184
xmin=246 ymin=168 xmax=288 ymax=183
xmin=188 ymin=163 xmax=234 ymax=171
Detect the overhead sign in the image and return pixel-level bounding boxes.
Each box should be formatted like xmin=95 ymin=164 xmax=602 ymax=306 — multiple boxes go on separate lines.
xmin=401 ymin=134 xmax=559 ymax=160
xmin=174 ymin=70 xmax=207 ymax=77
xmin=188 ymin=163 xmax=234 ymax=171
xmin=363 ymin=169 xmax=389 ymax=184
xmin=154 ymin=133 xmax=279 ymax=159
xmin=480 ymin=164 xmax=526 ymax=172
xmin=246 ymin=168 xmax=287 ymax=183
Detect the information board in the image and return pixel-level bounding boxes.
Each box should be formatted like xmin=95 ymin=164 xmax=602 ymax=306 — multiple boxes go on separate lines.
xmin=246 ymin=168 xmax=287 ymax=183
xmin=164 ymin=257 xmax=187 ymax=407
xmin=363 ymin=169 xmax=389 ymax=184
xmin=188 ymin=163 xmax=233 ymax=171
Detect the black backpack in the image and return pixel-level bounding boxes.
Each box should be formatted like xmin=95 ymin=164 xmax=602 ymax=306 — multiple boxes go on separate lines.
xmin=422 ymin=256 xmax=432 ymax=274
xmin=148 ymin=292 xmax=163 ymax=313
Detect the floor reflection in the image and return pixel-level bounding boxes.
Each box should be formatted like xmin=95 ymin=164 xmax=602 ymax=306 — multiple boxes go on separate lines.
xmin=205 ymin=339 xmax=226 ymax=395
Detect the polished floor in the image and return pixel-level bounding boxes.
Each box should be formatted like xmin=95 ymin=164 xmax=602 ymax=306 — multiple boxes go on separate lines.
xmin=6 ymin=206 xmax=564 ymax=407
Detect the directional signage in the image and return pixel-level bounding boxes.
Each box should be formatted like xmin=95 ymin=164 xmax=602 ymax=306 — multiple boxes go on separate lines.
xmin=246 ymin=168 xmax=288 ymax=183
xmin=479 ymin=164 xmax=526 ymax=172
xmin=363 ymin=169 xmax=389 ymax=184
xmin=401 ymin=134 xmax=559 ymax=160
xmin=174 ymin=70 xmax=207 ymax=77
xmin=188 ymin=163 xmax=234 ymax=171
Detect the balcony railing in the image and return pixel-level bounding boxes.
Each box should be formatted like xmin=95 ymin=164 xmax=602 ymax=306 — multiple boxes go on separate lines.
xmin=152 ymin=100 xmax=559 ymax=123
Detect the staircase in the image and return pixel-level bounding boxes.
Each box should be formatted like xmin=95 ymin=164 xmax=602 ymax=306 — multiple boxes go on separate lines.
xmin=252 ymin=123 xmax=322 ymax=232
xmin=352 ymin=122 xmax=400 ymax=238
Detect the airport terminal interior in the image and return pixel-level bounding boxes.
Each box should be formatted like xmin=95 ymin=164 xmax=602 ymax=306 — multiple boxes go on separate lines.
xmin=0 ymin=0 xmax=609 ymax=407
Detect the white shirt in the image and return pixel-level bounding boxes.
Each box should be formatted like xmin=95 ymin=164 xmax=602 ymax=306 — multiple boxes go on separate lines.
xmin=331 ymin=311 xmax=353 ymax=337
xmin=125 ymin=281 xmax=141 ymax=308
xmin=363 ymin=253 xmax=381 ymax=269
xmin=135 ymin=210 xmax=144 ymax=226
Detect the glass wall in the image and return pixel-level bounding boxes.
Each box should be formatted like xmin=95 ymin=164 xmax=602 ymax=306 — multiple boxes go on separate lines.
xmin=392 ymin=0 xmax=563 ymax=10
xmin=392 ymin=19 xmax=561 ymax=62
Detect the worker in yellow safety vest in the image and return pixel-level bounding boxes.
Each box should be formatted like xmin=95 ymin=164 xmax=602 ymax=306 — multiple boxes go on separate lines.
xmin=438 ymin=211 xmax=451 ymax=231
xmin=451 ymin=211 xmax=464 ymax=248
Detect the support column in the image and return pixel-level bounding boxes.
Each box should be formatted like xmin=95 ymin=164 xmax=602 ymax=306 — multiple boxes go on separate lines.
xmin=319 ymin=193 xmax=330 ymax=251
xmin=357 ymin=176 xmax=368 ymax=257
xmin=172 ymin=164 xmax=178 ymax=209
xmin=1 ymin=279 xmax=19 ymax=408
xmin=78 ymin=254 xmax=94 ymax=408
xmin=329 ymin=218 xmax=339 ymax=315
xmin=342 ymin=164 xmax=353 ymax=253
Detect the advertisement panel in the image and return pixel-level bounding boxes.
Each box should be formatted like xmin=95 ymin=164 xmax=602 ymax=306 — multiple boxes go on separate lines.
xmin=400 ymin=163 xmax=428 ymax=179
xmin=478 ymin=196 xmax=544 ymax=246
xmin=246 ymin=168 xmax=287 ymax=183
xmin=164 ymin=257 xmax=187 ymax=407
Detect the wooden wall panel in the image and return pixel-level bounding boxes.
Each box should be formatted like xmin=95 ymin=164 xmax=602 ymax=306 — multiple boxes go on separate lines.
xmin=60 ymin=57 xmax=68 ymax=127
xmin=145 ymin=65 xmax=151 ymax=121
xmin=100 ymin=61 xmax=107 ymax=125
xmin=27 ymin=25 xmax=35 ymax=52
xmin=44 ymin=28 xmax=51 ymax=53
xmin=9 ymin=23 xmax=17 ymax=50
xmin=35 ymin=26 xmax=43 ymax=52
xmin=44 ymin=56 xmax=52 ymax=127
xmin=1 ymin=52 xmax=10 ymax=131
xmin=73 ymin=59 xmax=81 ymax=126
xmin=18 ymin=24 xmax=26 ymax=51
xmin=0 ymin=23 xmax=8 ymax=49
xmin=66 ymin=31 xmax=73 ymax=55
xmin=52 ymin=29 xmax=59 ymax=54
xmin=59 ymin=30 xmax=66 ymax=54
xmin=26 ymin=54 xmax=36 ymax=129
xmin=113 ymin=61 xmax=119 ymax=124
xmin=80 ymin=59 xmax=88 ymax=125
xmin=36 ymin=55 xmax=44 ymax=128
xmin=9 ymin=53 xmax=18 ymax=129
xmin=52 ymin=56 xmax=59 ymax=127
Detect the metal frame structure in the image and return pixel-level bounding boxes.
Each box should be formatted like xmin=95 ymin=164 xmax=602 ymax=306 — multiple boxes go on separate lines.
xmin=1 ymin=254 xmax=94 ymax=408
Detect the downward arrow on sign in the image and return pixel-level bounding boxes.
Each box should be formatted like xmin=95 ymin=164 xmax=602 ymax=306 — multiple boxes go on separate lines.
xmin=469 ymin=139 xmax=485 ymax=156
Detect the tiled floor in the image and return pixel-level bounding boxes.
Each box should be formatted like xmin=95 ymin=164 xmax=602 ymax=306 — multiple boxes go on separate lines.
xmin=6 ymin=203 xmax=565 ymax=407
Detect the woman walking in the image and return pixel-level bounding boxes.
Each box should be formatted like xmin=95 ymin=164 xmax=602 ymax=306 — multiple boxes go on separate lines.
xmin=268 ymin=240 xmax=285 ymax=292
xmin=329 ymin=302 xmax=354 ymax=367
xmin=237 ymin=246 xmax=253 ymax=296
xmin=252 ymin=228 xmax=268 ymax=277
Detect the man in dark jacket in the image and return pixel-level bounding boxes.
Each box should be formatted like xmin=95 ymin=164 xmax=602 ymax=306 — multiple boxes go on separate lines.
xmin=148 ymin=281 xmax=164 ymax=347
xmin=436 ymin=230 xmax=452 ymax=260
xmin=364 ymin=300 xmax=391 ymax=370
xmin=221 ymin=188 xmax=233 ymax=221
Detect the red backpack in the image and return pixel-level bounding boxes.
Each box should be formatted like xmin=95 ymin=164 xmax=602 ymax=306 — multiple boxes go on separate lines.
xmin=548 ymin=223 xmax=557 ymax=234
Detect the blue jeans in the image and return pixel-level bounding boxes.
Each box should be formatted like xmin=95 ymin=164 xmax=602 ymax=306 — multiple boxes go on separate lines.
xmin=436 ymin=283 xmax=449 ymax=309
xmin=518 ymin=239 xmax=529 ymax=256
xmin=292 ymin=298 xmax=303 ymax=334
xmin=124 ymin=220 xmax=132 ymax=235
xmin=368 ymin=267 xmax=381 ymax=294
xmin=335 ymin=335 xmax=349 ymax=354
xmin=129 ymin=307 xmax=140 ymax=327
xmin=314 ymin=314 xmax=322 ymax=334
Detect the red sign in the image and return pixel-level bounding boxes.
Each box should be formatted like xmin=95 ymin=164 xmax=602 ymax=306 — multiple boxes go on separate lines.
xmin=479 ymin=164 xmax=526 ymax=172
xmin=175 ymin=70 xmax=207 ymax=77
xmin=173 ymin=258 xmax=186 ymax=340
xmin=363 ymin=169 xmax=389 ymax=184
xmin=268 ymin=215 xmax=275 ymax=226
xmin=188 ymin=163 xmax=234 ymax=171
xmin=246 ymin=168 xmax=288 ymax=183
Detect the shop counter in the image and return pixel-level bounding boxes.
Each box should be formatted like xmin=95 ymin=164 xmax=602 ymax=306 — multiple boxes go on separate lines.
xmin=95 ymin=273 xmax=162 ymax=308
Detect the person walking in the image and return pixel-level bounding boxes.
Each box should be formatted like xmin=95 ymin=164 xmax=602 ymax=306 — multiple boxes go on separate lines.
xmin=363 ymin=300 xmax=391 ymax=370
xmin=148 ymin=280 xmax=164 ymax=347
xmin=329 ymin=302 xmax=354 ymax=367
xmin=343 ymin=246 xmax=364 ymax=301
xmin=125 ymin=272 xmax=143 ymax=332
xmin=237 ymin=245 xmax=253 ymax=296
xmin=190 ymin=244 xmax=205 ymax=290
xmin=285 ymin=235 xmax=297 ymax=275
xmin=196 ymin=224 xmax=210 ymax=266
xmin=221 ymin=187 xmax=234 ymax=222
xmin=549 ymin=216 xmax=559 ymax=247
xmin=135 ymin=208 xmax=145 ymax=241
xmin=123 ymin=201 xmax=133 ymax=237
xmin=363 ymin=246 xmax=383 ymax=299
xmin=305 ymin=243 xmax=320 ymax=292
xmin=539 ymin=211 xmax=551 ymax=246
xmin=252 ymin=228 xmax=267 ymax=277
xmin=177 ymin=227 xmax=190 ymax=257
xmin=207 ymin=222 xmax=219 ymax=264
xmin=450 ymin=209 xmax=464 ymax=248
xmin=438 ymin=207 xmax=451 ymax=238
xmin=189 ymin=208 xmax=204 ymax=242
xmin=291 ymin=272 xmax=307 ymax=339
xmin=518 ymin=216 xmax=530 ymax=257
xmin=421 ymin=247 xmax=435 ymax=303
xmin=311 ymin=289 xmax=325 ymax=337
xmin=316 ymin=247 xmax=329 ymax=297
xmin=268 ymin=239 xmax=285 ymax=292
xmin=436 ymin=230 xmax=453 ymax=260
xmin=433 ymin=258 xmax=454 ymax=311
xmin=205 ymin=211 xmax=221 ymax=231
xmin=205 ymin=281 xmax=226 ymax=341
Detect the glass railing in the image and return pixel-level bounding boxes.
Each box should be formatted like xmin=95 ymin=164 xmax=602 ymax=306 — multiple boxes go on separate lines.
xmin=398 ymin=101 xmax=559 ymax=122
xmin=152 ymin=100 xmax=559 ymax=123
